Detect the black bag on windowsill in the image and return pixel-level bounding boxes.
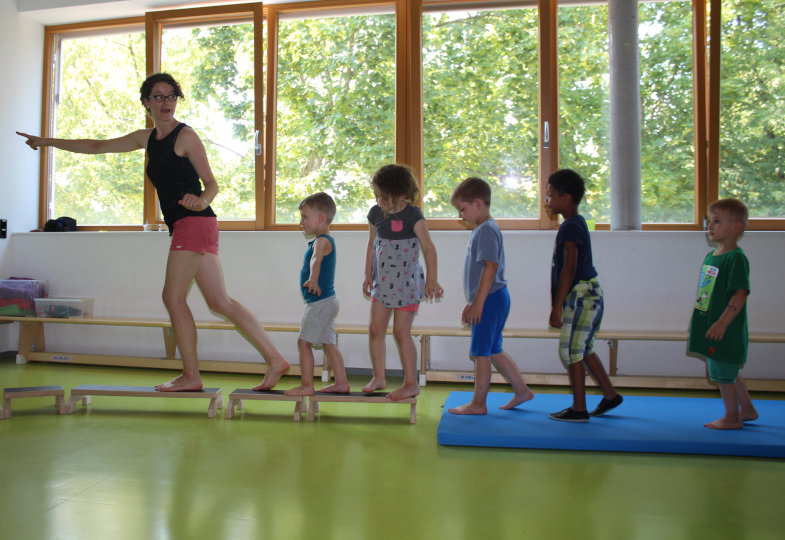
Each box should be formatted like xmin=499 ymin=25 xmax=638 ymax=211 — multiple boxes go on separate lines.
xmin=43 ymin=217 xmax=77 ymax=232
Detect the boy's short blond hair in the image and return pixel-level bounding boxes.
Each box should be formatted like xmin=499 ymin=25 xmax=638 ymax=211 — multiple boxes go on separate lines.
xmin=708 ymin=198 xmax=748 ymax=229
xmin=299 ymin=192 xmax=337 ymax=224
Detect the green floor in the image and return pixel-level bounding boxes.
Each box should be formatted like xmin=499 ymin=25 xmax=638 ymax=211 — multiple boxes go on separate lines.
xmin=1 ymin=359 xmax=784 ymax=540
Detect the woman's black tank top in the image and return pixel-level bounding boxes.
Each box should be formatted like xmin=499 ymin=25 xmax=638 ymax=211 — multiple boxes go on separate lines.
xmin=146 ymin=123 xmax=216 ymax=233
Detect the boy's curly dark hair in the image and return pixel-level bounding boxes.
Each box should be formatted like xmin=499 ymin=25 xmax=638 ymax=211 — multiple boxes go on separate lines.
xmin=547 ymin=169 xmax=586 ymax=205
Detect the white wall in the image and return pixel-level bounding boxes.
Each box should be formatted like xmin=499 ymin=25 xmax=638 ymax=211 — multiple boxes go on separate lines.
xmin=1 ymin=230 xmax=783 ymax=379
xmin=0 ymin=0 xmax=44 ymax=348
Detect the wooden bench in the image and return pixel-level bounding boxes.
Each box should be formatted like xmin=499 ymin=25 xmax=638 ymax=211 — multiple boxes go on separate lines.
xmin=225 ymin=388 xmax=307 ymax=421
xmin=307 ymin=392 xmax=417 ymax=424
xmin=65 ymin=385 xmax=224 ymax=418
xmin=3 ymin=385 xmax=67 ymax=418
xmin=1 ymin=315 xmax=783 ymax=392
xmin=415 ymin=327 xmax=785 ymax=392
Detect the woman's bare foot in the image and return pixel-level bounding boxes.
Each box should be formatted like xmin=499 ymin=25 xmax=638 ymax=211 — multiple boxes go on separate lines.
xmin=705 ymin=416 xmax=743 ymax=430
xmin=318 ymin=382 xmax=350 ymax=394
xmin=387 ymin=383 xmax=419 ymax=401
xmin=284 ymin=385 xmax=314 ymax=397
xmin=500 ymin=388 xmax=535 ymax=410
xmin=155 ymin=374 xmax=203 ymax=392
xmin=361 ymin=376 xmax=386 ymax=394
xmin=449 ymin=402 xmax=487 ymax=415
xmin=253 ymin=357 xmax=291 ymax=391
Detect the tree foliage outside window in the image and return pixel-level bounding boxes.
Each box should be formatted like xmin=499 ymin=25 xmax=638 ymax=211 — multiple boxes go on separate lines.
xmin=161 ymin=22 xmax=257 ymax=221
xmin=45 ymin=1 xmax=785 ymax=228
xmin=275 ymin=13 xmax=396 ymax=224
xmin=422 ymin=9 xmax=540 ymax=219
xmin=53 ymin=31 xmax=146 ymax=225
xmin=559 ymin=1 xmax=695 ymax=224
xmin=720 ymin=0 xmax=785 ymax=217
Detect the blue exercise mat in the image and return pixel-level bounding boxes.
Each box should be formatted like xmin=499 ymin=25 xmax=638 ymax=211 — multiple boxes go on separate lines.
xmin=438 ymin=392 xmax=785 ymax=458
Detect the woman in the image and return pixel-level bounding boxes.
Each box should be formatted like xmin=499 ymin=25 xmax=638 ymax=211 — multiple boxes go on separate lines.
xmin=17 ymin=73 xmax=290 ymax=392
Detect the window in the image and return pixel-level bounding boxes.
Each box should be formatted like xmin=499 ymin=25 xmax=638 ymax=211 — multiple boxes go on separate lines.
xmin=36 ymin=0 xmax=785 ymax=231
xmin=639 ymin=0 xmax=695 ymax=223
xmin=422 ymin=6 xmax=540 ymax=219
xmin=159 ymin=19 xmax=258 ymax=221
xmin=46 ymin=25 xmax=146 ymax=226
xmin=557 ymin=2 xmax=610 ymax=224
xmin=557 ymin=0 xmax=696 ymax=225
xmin=719 ymin=0 xmax=785 ymax=219
xmin=274 ymin=7 xmax=396 ymax=225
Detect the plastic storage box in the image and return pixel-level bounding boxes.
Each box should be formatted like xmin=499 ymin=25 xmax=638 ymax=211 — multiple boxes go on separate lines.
xmin=0 ymin=279 xmax=48 ymax=316
xmin=34 ymin=298 xmax=94 ymax=318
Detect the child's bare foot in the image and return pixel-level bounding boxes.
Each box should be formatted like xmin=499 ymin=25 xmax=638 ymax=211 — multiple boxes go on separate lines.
xmin=704 ymin=417 xmax=743 ymax=430
xmin=361 ymin=377 xmax=387 ymax=394
xmin=387 ymin=383 xmax=419 ymax=401
xmin=740 ymin=409 xmax=759 ymax=422
xmin=449 ymin=402 xmax=487 ymax=415
xmin=253 ymin=357 xmax=291 ymax=391
xmin=284 ymin=385 xmax=314 ymax=397
xmin=155 ymin=375 xmax=203 ymax=392
xmin=500 ymin=388 xmax=535 ymax=410
xmin=318 ymin=382 xmax=350 ymax=394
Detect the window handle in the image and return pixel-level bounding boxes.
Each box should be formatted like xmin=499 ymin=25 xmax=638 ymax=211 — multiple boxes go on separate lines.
xmin=543 ymin=121 xmax=549 ymax=149
xmin=254 ymin=130 xmax=262 ymax=156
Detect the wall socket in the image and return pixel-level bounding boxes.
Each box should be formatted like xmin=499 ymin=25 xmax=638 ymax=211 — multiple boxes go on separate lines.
xmin=0 ymin=219 xmax=7 ymax=239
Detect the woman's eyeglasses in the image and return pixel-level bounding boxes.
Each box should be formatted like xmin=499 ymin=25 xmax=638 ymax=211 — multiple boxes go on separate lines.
xmin=150 ymin=94 xmax=179 ymax=102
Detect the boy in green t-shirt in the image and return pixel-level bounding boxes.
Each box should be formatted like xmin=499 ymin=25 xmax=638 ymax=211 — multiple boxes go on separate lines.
xmin=687 ymin=198 xmax=758 ymax=430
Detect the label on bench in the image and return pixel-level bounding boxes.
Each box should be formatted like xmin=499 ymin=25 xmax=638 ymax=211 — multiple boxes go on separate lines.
xmin=52 ymin=354 xmax=73 ymax=362
xmin=458 ymin=374 xmax=475 ymax=381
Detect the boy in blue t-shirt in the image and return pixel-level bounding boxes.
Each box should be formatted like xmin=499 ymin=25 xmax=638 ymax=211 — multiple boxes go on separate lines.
xmin=447 ymin=177 xmax=534 ymax=415
xmin=285 ymin=192 xmax=349 ymax=396
xmin=547 ymin=169 xmax=622 ymax=422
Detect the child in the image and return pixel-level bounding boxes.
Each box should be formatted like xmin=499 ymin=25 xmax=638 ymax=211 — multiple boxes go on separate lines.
xmin=362 ymin=164 xmax=443 ymax=401
xmin=448 ymin=177 xmax=534 ymax=415
xmin=546 ymin=169 xmax=622 ymax=422
xmin=687 ymin=198 xmax=758 ymax=429
xmin=285 ymin=193 xmax=349 ymax=396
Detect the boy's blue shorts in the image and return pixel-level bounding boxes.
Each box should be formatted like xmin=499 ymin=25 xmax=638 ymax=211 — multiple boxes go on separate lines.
xmin=470 ymin=286 xmax=510 ymax=358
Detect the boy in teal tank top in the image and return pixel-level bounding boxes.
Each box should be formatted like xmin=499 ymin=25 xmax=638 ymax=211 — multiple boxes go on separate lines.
xmin=688 ymin=198 xmax=758 ymax=429
xmin=286 ymin=193 xmax=349 ymax=396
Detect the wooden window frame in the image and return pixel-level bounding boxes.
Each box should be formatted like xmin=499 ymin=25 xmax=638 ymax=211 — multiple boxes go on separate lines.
xmin=36 ymin=0 xmax=785 ymax=231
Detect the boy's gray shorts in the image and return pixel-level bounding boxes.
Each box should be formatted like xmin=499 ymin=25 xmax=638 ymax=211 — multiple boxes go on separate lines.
xmin=299 ymin=295 xmax=339 ymax=346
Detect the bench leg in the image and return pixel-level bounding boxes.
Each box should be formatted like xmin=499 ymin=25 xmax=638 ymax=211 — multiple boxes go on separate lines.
xmin=65 ymin=395 xmax=90 ymax=414
xmin=215 ymin=393 xmax=224 ymax=410
xmin=65 ymin=395 xmax=79 ymax=414
xmin=3 ymin=398 xmax=10 ymax=419
xmin=419 ymin=335 xmax=429 ymax=387
xmin=294 ymin=398 xmax=305 ymax=422
xmin=15 ymin=354 xmax=27 ymax=365
xmin=410 ymin=402 xmax=417 ymax=424
xmin=56 ymin=395 xmax=67 ymax=415
xmin=207 ymin=397 xmax=217 ymax=418
xmin=322 ymin=348 xmax=332 ymax=382
xmin=237 ymin=399 xmax=244 ymax=411
xmin=307 ymin=399 xmax=316 ymax=422
xmin=225 ymin=398 xmax=237 ymax=419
